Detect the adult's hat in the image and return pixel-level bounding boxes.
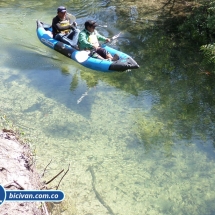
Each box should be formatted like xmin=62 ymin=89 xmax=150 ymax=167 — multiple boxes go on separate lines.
xmin=57 ymin=6 xmax=66 ymax=13
xmin=85 ymin=20 xmax=98 ymax=28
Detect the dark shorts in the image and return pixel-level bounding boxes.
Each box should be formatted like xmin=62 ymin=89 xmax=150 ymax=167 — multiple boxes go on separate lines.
xmin=90 ymin=48 xmax=109 ymax=59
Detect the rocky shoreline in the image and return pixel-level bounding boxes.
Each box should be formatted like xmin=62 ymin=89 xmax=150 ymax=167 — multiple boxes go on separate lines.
xmin=0 ymin=129 xmax=45 ymax=215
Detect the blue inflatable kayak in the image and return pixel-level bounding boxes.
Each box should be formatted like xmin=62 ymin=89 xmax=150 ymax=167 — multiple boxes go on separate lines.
xmin=36 ymin=20 xmax=139 ymax=72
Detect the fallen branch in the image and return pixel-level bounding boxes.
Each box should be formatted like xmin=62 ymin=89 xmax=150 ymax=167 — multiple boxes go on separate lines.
xmin=3 ymin=181 xmax=14 ymax=188
xmin=40 ymin=185 xmax=47 ymax=190
xmin=0 ymin=167 xmax=11 ymax=173
xmin=45 ymin=169 xmax=64 ymax=185
xmin=13 ymin=180 xmax=26 ymax=190
xmin=88 ymin=166 xmax=116 ymax=215
xmin=41 ymin=159 xmax=52 ymax=178
xmin=56 ymin=163 xmax=70 ymax=190
xmin=3 ymin=180 xmax=26 ymax=190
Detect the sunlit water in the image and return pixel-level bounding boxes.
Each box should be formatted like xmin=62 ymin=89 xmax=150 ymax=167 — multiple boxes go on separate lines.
xmin=1 ymin=1 xmax=215 ymax=215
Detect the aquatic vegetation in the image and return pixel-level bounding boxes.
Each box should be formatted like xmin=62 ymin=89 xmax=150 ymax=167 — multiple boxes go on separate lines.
xmin=134 ymin=111 xmax=174 ymax=153
xmin=70 ymin=72 xmax=79 ymax=92
xmin=1 ymin=1 xmax=215 ymax=214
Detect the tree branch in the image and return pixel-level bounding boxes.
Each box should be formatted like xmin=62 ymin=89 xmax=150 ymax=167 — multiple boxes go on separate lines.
xmin=45 ymin=169 xmax=64 ymax=185
xmin=56 ymin=163 xmax=70 ymax=190
xmin=41 ymin=159 xmax=52 ymax=178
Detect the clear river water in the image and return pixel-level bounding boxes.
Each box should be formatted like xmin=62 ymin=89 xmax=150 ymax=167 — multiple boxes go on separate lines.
xmin=1 ymin=0 xmax=215 ymax=215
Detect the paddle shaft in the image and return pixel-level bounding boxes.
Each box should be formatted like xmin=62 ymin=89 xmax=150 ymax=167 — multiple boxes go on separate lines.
xmin=103 ymin=32 xmax=121 ymax=44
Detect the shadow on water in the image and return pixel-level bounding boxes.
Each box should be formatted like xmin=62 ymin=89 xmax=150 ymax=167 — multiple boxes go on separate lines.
xmin=108 ymin=0 xmax=215 ymax=158
xmin=2 ymin=43 xmax=96 ymax=119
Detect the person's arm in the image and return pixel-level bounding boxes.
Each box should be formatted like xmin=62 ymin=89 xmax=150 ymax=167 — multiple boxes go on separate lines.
xmin=95 ymin=30 xmax=108 ymax=42
xmin=55 ymin=23 xmax=74 ymax=31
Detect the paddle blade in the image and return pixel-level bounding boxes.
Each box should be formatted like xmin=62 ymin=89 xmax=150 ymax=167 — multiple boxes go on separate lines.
xmin=67 ymin=13 xmax=76 ymax=22
xmin=112 ymin=32 xmax=121 ymax=40
xmin=75 ymin=51 xmax=89 ymax=63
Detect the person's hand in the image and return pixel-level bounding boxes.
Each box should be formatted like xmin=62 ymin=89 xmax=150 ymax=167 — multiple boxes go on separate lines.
xmin=69 ymin=23 xmax=74 ymax=29
xmin=105 ymin=38 xmax=111 ymax=43
xmin=69 ymin=22 xmax=77 ymax=29
xmin=73 ymin=22 xmax=77 ymax=27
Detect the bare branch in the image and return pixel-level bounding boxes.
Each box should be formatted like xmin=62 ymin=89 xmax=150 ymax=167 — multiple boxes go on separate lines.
xmin=0 ymin=167 xmax=10 ymax=173
xmin=14 ymin=180 xmax=26 ymax=190
xmin=56 ymin=163 xmax=70 ymax=190
xmin=3 ymin=181 xmax=14 ymax=188
xmin=45 ymin=169 xmax=64 ymax=185
xmin=41 ymin=159 xmax=52 ymax=178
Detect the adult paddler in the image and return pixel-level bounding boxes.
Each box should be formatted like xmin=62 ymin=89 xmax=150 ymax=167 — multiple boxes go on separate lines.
xmin=52 ymin=6 xmax=80 ymax=48
xmin=78 ymin=20 xmax=119 ymax=61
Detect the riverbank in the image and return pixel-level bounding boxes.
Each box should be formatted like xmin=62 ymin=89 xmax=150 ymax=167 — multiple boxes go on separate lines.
xmin=0 ymin=129 xmax=45 ymax=215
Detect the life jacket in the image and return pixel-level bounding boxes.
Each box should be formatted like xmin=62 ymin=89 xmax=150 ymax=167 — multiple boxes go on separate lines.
xmin=88 ymin=34 xmax=99 ymax=47
xmin=59 ymin=20 xmax=70 ymax=34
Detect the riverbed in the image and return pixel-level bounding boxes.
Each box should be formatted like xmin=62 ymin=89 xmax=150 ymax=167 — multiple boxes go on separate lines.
xmin=1 ymin=1 xmax=215 ymax=215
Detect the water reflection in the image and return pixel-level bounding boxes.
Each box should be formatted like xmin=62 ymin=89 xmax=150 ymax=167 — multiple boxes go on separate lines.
xmin=1 ymin=0 xmax=215 ymax=215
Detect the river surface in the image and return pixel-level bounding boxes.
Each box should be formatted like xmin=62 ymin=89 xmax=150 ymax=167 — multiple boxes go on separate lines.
xmin=1 ymin=0 xmax=215 ymax=215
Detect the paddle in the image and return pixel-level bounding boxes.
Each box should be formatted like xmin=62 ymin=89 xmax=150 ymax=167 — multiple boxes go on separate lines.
xmin=67 ymin=13 xmax=76 ymax=23
xmin=103 ymin=32 xmax=122 ymax=44
xmin=74 ymin=51 xmax=89 ymax=63
xmin=110 ymin=32 xmax=121 ymax=41
xmin=98 ymin=25 xmax=108 ymax=28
